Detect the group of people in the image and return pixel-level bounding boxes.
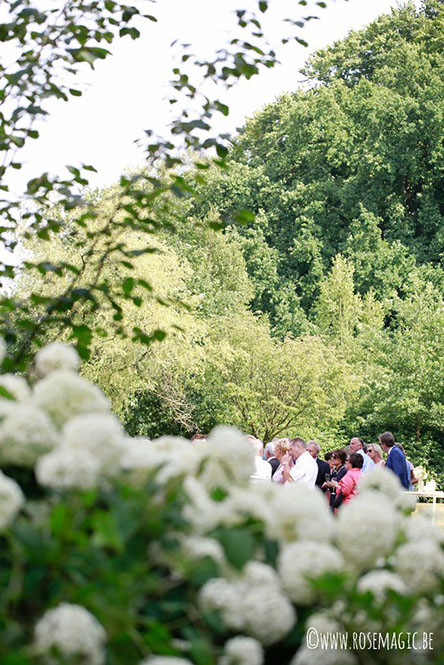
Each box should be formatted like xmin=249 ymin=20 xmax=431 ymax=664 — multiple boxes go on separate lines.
xmin=248 ymin=431 xmax=417 ymax=511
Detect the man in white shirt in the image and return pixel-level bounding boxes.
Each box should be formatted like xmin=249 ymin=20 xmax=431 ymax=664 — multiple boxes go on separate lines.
xmin=282 ymin=437 xmax=317 ymax=488
xmin=249 ymin=437 xmax=272 ymax=483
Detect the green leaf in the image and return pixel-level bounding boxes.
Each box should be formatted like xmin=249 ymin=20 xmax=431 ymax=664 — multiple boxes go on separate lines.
xmin=215 ymin=527 xmax=255 ymax=570
xmin=91 ymin=510 xmax=123 ymax=551
xmin=235 ymin=208 xmax=256 ymax=224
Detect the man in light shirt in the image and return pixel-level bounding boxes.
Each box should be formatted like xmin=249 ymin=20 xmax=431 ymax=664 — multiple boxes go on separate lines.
xmin=249 ymin=437 xmax=272 ymax=483
xmin=349 ymin=437 xmax=375 ymax=474
xmin=282 ymin=437 xmax=317 ymax=488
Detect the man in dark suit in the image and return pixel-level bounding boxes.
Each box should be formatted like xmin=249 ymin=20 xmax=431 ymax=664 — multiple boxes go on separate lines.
xmin=307 ymin=440 xmax=330 ymax=489
xmin=265 ymin=442 xmax=280 ymax=477
xmin=378 ymin=431 xmax=410 ymax=489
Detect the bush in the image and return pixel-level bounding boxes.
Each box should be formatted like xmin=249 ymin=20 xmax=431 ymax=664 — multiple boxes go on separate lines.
xmin=0 ymin=343 xmax=443 ymax=665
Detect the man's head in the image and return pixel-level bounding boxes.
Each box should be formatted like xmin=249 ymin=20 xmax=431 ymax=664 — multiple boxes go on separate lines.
xmin=378 ymin=431 xmax=395 ymax=452
xmin=349 ymin=437 xmax=365 ymax=453
xmin=289 ymin=437 xmax=306 ymax=460
xmin=249 ymin=436 xmax=264 ymax=457
xmin=264 ymin=442 xmax=275 ymax=459
xmin=306 ymin=440 xmax=320 ymax=459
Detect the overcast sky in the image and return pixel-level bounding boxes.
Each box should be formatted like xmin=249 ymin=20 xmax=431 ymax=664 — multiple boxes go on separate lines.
xmin=8 ymin=0 xmax=420 ymax=195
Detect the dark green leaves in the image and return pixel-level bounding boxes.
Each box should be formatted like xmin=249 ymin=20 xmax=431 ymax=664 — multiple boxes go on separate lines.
xmin=213 ymin=527 xmax=256 ymax=570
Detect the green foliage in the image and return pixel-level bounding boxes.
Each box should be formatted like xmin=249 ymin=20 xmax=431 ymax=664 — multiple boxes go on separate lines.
xmin=0 ymin=0 xmax=331 ymax=369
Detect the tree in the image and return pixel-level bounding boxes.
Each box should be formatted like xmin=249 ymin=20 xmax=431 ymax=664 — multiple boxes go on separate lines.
xmin=0 ymin=0 xmax=332 ymax=370
xmin=189 ymin=1 xmax=444 ymax=331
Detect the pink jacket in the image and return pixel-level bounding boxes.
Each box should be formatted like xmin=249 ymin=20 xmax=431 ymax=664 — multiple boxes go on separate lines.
xmin=338 ymin=467 xmax=362 ymax=504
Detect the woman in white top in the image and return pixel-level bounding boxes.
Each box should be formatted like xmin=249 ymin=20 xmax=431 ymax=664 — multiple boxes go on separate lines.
xmin=272 ymin=438 xmax=292 ymax=484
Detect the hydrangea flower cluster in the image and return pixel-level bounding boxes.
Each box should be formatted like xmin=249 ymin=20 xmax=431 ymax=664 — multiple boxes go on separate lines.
xmin=34 ymin=602 xmax=106 ymax=665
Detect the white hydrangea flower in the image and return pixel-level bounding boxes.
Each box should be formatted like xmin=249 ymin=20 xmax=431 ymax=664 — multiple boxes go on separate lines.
xmin=121 ymin=435 xmax=200 ymax=485
xmin=180 ymin=535 xmax=225 ymax=565
xmin=357 ymin=570 xmax=407 ymax=602
xmin=34 ymin=602 xmax=106 ymax=665
xmin=278 ymin=542 xmax=345 ymax=605
xmin=183 ymin=476 xmax=223 ymax=534
xmin=394 ymin=538 xmax=444 ymax=593
xmin=199 ymin=578 xmax=244 ymax=630
xmin=335 ymin=491 xmax=399 ymax=569
xmin=266 ymin=483 xmax=334 ymax=543
xmin=35 ymin=342 xmax=81 ymax=377
xmin=61 ymin=414 xmax=126 ymax=475
xmin=0 ymin=337 xmax=7 ymax=364
xmin=139 ymin=658 xmax=193 ymax=665
xmin=219 ymin=636 xmax=264 ymax=665
xmin=244 ymin=561 xmax=281 ymax=587
xmin=199 ymin=562 xmax=296 ymax=645
xmin=402 ymin=514 xmax=444 ymax=545
xmin=409 ymin=599 xmax=444 ymax=651
xmin=292 ymin=645 xmax=357 ymax=665
xmin=359 ymin=466 xmax=416 ymax=513
xmin=0 ymin=403 xmax=59 ymax=466
xmin=36 ymin=448 xmax=101 ymax=490
xmin=291 ymin=611 xmax=356 ymax=665
xmin=197 ymin=426 xmax=255 ymax=491
xmin=217 ymin=485 xmax=274 ymax=527
xmin=33 ymin=370 xmax=110 ymax=428
xmin=0 ymin=470 xmax=24 ymax=530
xmin=358 ymin=466 xmax=404 ymax=501
xmin=0 ymin=374 xmax=31 ymax=402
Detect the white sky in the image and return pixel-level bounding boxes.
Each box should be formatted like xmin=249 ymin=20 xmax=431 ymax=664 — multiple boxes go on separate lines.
xmin=8 ymin=0 xmax=420 ymax=196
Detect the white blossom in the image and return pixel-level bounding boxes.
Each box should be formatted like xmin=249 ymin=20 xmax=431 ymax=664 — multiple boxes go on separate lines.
xmin=219 ymin=637 xmax=264 ymax=665
xmin=36 ymin=448 xmax=101 ymax=490
xmin=197 ymin=426 xmax=255 ymax=491
xmin=335 ymin=491 xmax=399 ymax=569
xmin=394 ymin=538 xmax=444 ymax=593
xmin=180 ymin=535 xmax=225 ymax=565
xmin=0 ymin=470 xmax=24 ymax=530
xmin=278 ymin=542 xmax=345 ymax=605
xmin=183 ymin=476 xmax=223 ymax=534
xmin=61 ymin=413 xmax=126 ymax=475
xmin=121 ymin=435 xmax=200 ymax=485
xmin=33 ymin=370 xmax=110 ymax=428
xmin=292 ymin=645 xmax=357 ymax=665
xmin=266 ymin=483 xmax=334 ymax=543
xmin=402 ymin=514 xmax=444 ymax=545
xmin=34 ymin=602 xmax=106 ymax=665
xmin=291 ymin=613 xmax=356 ymax=665
xmin=217 ymin=485 xmax=274 ymax=527
xmin=357 ymin=570 xmax=407 ymax=602
xmin=0 ymin=403 xmax=59 ymax=466
xmin=0 ymin=337 xmax=7 ymax=364
xmin=358 ymin=466 xmax=404 ymax=501
xmin=0 ymin=374 xmax=31 ymax=402
xmin=199 ymin=562 xmax=295 ymax=645
xmin=35 ymin=342 xmax=81 ymax=378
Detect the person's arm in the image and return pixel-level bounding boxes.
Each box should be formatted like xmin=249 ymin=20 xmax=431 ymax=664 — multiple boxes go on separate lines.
xmin=281 ymin=453 xmax=293 ymax=483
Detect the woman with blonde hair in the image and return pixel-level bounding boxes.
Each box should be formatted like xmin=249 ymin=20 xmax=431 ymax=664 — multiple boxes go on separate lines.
xmin=272 ymin=438 xmax=292 ymax=484
xmin=366 ymin=443 xmax=385 ymax=467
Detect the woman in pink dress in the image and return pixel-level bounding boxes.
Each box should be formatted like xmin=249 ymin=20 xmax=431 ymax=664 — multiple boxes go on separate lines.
xmin=327 ymin=452 xmax=363 ymax=510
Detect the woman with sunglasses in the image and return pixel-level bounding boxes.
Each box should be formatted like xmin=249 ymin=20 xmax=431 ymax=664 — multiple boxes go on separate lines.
xmin=366 ymin=443 xmax=385 ymax=467
xmin=323 ymin=448 xmax=347 ymax=511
